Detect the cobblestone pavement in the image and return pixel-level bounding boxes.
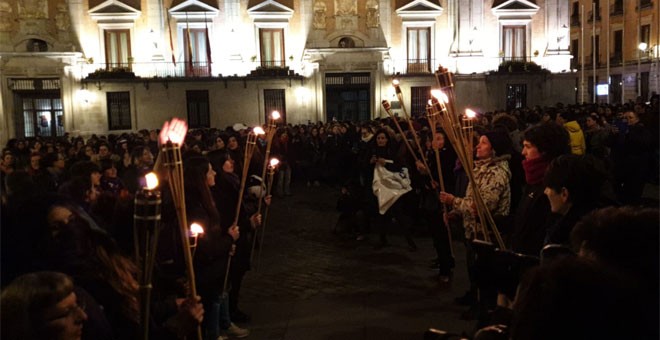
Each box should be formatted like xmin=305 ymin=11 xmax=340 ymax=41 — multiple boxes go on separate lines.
xmin=238 ymin=182 xmax=476 ymax=340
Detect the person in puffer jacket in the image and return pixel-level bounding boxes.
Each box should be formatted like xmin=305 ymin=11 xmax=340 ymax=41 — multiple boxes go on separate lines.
xmin=556 ymin=111 xmax=585 ymax=155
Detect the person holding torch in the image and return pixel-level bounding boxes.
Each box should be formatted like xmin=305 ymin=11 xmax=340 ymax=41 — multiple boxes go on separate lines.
xmin=209 ymin=150 xmax=262 ymax=325
xmin=184 ymin=156 xmax=248 ymax=339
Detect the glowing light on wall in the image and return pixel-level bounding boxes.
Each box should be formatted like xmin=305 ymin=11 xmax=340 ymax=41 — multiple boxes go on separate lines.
xmin=386 ymin=85 xmax=397 ymax=100
xmin=295 ymin=86 xmax=311 ymax=106
xmin=78 ymin=88 xmax=95 ymax=104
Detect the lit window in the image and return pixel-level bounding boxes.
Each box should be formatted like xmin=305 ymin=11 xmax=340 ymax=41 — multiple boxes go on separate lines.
xmin=184 ymin=28 xmax=211 ymax=76
xmin=104 ymin=30 xmax=131 ymax=70
xmin=502 ymin=26 xmax=526 ymax=61
xmin=260 ymin=28 xmax=284 ymax=68
xmin=407 ymin=27 xmax=431 ymax=73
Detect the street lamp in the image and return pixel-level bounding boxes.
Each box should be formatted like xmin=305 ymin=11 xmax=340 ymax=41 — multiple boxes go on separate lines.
xmin=638 ymin=42 xmax=648 ymax=97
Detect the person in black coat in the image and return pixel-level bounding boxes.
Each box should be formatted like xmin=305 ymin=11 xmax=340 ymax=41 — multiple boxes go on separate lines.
xmin=208 ymin=150 xmax=261 ymax=326
xmin=509 ymin=123 xmax=570 ymax=257
xmin=184 ymin=156 xmax=246 ymax=339
xmin=369 ymin=129 xmax=417 ymax=251
xmin=542 ymin=154 xmax=607 ymax=247
xmin=416 ymin=130 xmax=457 ymax=282
xmin=611 ymin=110 xmax=653 ymax=205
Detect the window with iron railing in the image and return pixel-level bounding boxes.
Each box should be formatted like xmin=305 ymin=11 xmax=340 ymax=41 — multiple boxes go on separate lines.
xmin=107 ymin=92 xmax=132 ymax=130
xmin=585 ymin=53 xmax=603 ymax=68
xmin=407 ymin=27 xmax=431 ymax=74
xmin=570 ymin=38 xmax=579 ymax=69
xmin=19 ymin=94 xmax=63 ymax=138
xmin=639 ymin=0 xmax=652 ymax=9
xmin=641 ymin=24 xmax=651 ymax=47
xmin=186 ymin=90 xmax=210 ymax=128
xmin=502 ymin=26 xmax=527 ymax=61
xmin=506 ymin=84 xmax=526 ymax=110
xmin=570 ymin=15 xmax=580 ymax=27
xmin=260 ymin=28 xmax=285 ymax=68
xmin=104 ymin=29 xmax=131 ymax=71
xmin=571 ymin=1 xmax=580 ymax=26
xmin=612 ymin=30 xmax=623 ymax=64
xmin=593 ymin=35 xmax=600 ymax=66
xmin=183 ymin=28 xmax=211 ymax=77
xmin=610 ymin=0 xmax=623 ymax=15
xmin=264 ymin=89 xmax=286 ymax=123
xmin=410 ymin=86 xmax=431 ymax=118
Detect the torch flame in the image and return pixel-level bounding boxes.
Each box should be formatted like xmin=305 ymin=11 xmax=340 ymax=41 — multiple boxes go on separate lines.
xmin=253 ymin=126 xmax=265 ymax=135
xmin=145 ymin=172 xmax=159 ymax=189
xmin=270 ymin=158 xmax=280 ymax=167
xmin=431 ymin=90 xmax=449 ymax=104
xmin=465 ymin=109 xmax=477 ymax=119
xmin=271 ymin=111 xmax=281 ymax=120
xmin=190 ymin=223 xmax=204 ymax=237
xmin=392 ymin=79 xmax=400 ymax=87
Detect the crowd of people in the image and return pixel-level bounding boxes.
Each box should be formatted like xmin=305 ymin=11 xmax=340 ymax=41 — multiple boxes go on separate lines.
xmin=0 ymin=97 xmax=658 ymax=340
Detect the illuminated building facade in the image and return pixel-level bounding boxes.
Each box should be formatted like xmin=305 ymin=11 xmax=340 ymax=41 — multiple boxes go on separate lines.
xmin=1 ymin=0 xmax=624 ymax=144
xmin=569 ymin=0 xmax=659 ymax=104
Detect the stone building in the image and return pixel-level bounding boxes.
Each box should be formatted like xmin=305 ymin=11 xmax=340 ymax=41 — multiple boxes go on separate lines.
xmin=0 ymin=0 xmax=651 ymax=144
xmin=569 ymin=0 xmax=659 ymax=104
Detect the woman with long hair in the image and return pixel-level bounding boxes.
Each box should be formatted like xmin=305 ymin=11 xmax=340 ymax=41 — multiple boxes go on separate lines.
xmin=7 ymin=195 xmax=139 ymax=339
xmin=369 ymin=128 xmax=417 ymax=251
xmin=184 ymin=156 xmax=247 ymax=340
xmin=208 ymin=151 xmax=261 ymax=325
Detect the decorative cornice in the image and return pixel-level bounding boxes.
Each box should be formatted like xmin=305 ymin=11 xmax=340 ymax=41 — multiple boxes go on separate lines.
xmin=248 ymin=0 xmax=294 ymax=21
xmin=396 ymin=0 xmax=443 ymax=20
xmin=169 ymin=0 xmax=219 ymax=21
xmin=492 ymin=0 xmax=539 ymax=19
xmin=89 ymin=0 xmax=141 ymax=22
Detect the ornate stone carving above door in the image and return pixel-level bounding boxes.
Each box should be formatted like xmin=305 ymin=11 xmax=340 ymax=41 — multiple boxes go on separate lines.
xmin=18 ymin=0 xmax=48 ymax=19
xmin=335 ymin=0 xmax=355 ymax=16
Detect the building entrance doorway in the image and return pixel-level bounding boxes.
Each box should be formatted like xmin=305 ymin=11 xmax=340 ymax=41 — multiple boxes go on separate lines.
xmin=10 ymin=78 xmax=64 ymax=138
xmin=325 ymin=73 xmax=371 ymax=122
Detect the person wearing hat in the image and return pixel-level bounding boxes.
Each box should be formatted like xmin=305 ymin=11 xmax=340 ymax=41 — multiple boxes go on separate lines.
xmin=439 ymin=129 xmax=512 ymax=316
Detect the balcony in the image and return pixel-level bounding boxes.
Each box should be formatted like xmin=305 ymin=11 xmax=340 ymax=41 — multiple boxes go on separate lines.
xmin=587 ymin=10 xmax=601 ymax=23
xmin=584 ymin=55 xmax=601 ymax=68
xmin=500 ymin=56 xmax=532 ymax=63
xmin=610 ymin=53 xmax=622 ymax=65
xmin=260 ymin=59 xmax=287 ymax=68
xmin=610 ymin=3 xmax=623 ymax=16
xmin=184 ymin=62 xmax=212 ymax=77
xmin=406 ymin=59 xmax=432 ymax=74
xmin=83 ymin=61 xmax=213 ymax=79
xmin=638 ymin=0 xmax=653 ymax=10
xmin=570 ymin=15 xmax=580 ymax=27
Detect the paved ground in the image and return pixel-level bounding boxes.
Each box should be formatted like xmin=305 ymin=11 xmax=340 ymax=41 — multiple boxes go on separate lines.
xmin=238 ymin=182 xmax=476 ymax=340
xmin=237 ymin=181 xmax=660 ymax=340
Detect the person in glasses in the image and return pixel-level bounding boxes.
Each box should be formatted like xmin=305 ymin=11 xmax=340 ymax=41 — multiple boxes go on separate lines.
xmin=1 ymin=271 xmax=88 ymax=340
